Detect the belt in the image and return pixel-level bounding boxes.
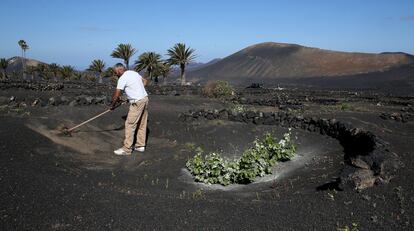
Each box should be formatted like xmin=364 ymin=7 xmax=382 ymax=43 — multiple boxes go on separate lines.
xmin=129 ymin=97 xmax=147 ymax=104
xmin=129 ymin=99 xmax=139 ymax=104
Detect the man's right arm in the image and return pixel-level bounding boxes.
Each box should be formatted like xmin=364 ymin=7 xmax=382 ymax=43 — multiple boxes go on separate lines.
xmin=110 ymin=89 xmax=122 ymax=110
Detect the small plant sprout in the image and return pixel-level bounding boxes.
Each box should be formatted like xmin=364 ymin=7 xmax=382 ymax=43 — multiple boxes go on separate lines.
xmin=179 ymin=190 xmax=186 ymax=199
xmin=192 ymin=189 xmax=205 ymax=200
xmin=183 ymin=142 xmax=197 ymax=151
xmin=256 ymin=192 xmax=260 ymax=201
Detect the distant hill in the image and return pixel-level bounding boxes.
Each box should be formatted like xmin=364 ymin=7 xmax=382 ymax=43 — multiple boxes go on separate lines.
xmin=188 ymin=42 xmax=414 ymax=86
xmin=169 ymin=58 xmax=222 ymax=79
xmin=6 ymin=56 xmax=48 ymax=71
xmin=192 ymin=58 xmax=222 ymax=71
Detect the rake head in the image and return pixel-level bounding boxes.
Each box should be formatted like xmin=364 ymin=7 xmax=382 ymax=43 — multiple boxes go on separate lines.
xmin=57 ymin=125 xmax=73 ymax=137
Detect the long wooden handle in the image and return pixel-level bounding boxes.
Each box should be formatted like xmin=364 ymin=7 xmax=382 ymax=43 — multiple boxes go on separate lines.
xmin=67 ymin=109 xmax=112 ymax=132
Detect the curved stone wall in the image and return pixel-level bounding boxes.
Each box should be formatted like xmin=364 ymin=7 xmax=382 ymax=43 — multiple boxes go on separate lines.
xmin=179 ymin=109 xmax=402 ymax=190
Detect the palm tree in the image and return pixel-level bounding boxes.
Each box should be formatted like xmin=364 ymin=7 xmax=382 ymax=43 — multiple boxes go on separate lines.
xmin=87 ymin=59 xmax=106 ymax=83
xmin=36 ymin=64 xmax=50 ymax=81
xmin=153 ymin=62 xmax=171 ymax=85
xmin=73 ymin=72 xmax=84 ymax=81
xmin=18 ymin=40 xmax=29 ymax=80
xmin=48 ymin=63 xmax=60 ymax=82
xmin=134 ymin=52 xmax=162 ymax=81
xmin=104 ymin=67 xmax=117 ymax=85
xmin=160 ymin=62 xmax=172 ymax=85
xmin=11 ymin=71 xmax=19 ymax=80
xmin=104 ymin=67 xmax=116 ymax=78
xmin=18 ymin=40 xmax=29 ymax=58
xmin=41 ymin=70 xmax=53 ymax=81
xmin=111 ymin=43 xmax=136 ymax=69
xmin=60 ymin=65 xmax=75 ymax=81
xmin=84 ymin=73 xmax=97 ymax=82
xmin=0 ymin=58 xmax=8 ymax=80
xmin=167 ymin=43 xmax=196 ymax=85
xmin=26 ymin=65 xmax=37 ymax=81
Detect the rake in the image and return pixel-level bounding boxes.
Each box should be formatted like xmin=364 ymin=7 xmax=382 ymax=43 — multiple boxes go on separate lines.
xmin=59 ymin=102 xmax=124 ymax=136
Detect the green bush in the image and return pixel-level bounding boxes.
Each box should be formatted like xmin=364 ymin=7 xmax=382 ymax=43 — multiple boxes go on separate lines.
xmin=186 ymin=129 xmax=296 ymax=185
xmin=339 ymin=103 xmax=353 ymax=111
xmin=203 ymin=80 xmax=235 ymax=98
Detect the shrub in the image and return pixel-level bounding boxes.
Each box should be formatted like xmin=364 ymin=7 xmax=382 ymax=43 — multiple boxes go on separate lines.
xmin=203 ymin=80 xmax=235 ymax=98
xmin=229 ymin=103 xmax=247 ymax=114
xmin=186 ymin=129 xmax=296 ymax=185
xmin=339 ymin=103 xmax=353 ymax=111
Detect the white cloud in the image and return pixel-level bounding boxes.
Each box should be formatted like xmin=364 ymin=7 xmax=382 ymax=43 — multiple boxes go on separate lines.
xmin=400 ymin=16 xmax=414 ymax=21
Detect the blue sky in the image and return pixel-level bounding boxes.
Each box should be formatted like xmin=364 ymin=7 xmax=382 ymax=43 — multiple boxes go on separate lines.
xmin=1 ymin=0 xmax=413 ymax=69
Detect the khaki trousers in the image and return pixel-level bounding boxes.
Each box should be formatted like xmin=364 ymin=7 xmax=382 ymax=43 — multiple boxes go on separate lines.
xmin=123 ymin=97 xmax=148 ymax=151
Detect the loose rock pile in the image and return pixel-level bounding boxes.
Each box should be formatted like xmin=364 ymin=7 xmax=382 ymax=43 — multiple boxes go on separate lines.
xmin=48 ymin=95 xmax=110 ymax=107
xmin=179 ymin=109 xmax=402 ymax=190
xmin=380 ymin=107 xmax=414 ymax=123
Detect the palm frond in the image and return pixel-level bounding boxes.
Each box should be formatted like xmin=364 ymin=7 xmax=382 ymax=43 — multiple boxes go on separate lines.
xmin=111 ymin=43 xmax=137 ymax=69
xmin=167 ymin=43 xmax=196 ymax=65
xmin=60 ymin=65 xmax=75 ymax=80
xmin=87 ymin=59 xmax=106 ymax=73
xmin=0 ymin=58 xmax=8 ymax=69
xmin=134 ymin=52 xmax=162 ymax=79
xmin=166 ymin=43 xmax=196 ymax=85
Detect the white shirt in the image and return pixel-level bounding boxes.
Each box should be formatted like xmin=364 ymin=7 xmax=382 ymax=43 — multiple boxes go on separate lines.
xmin=116 ymin=70 xmax=148 ymax=100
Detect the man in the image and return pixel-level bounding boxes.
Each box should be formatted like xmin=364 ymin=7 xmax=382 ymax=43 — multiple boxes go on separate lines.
xmin=110 ymin=63 xmax=149 ymax=155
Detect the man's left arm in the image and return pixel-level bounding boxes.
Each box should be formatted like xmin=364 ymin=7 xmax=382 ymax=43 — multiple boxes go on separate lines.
xmin=142 ymin=77 xmax=149 ymax=86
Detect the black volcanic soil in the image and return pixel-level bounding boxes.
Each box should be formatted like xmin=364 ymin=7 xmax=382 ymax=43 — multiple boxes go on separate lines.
xmin=1 ymin=84 xmax=413 ymax=230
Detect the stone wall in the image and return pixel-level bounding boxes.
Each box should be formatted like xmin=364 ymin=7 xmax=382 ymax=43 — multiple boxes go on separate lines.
xmin=0 ymin=80 xmax=64 ymax=91
xmin=146 ymin=85 xmax=203 ymax=96
xmin=0 ymin=95 xmax=111 ymax=108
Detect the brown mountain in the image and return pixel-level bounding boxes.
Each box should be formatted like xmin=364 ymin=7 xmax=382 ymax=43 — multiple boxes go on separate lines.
xmin=170 ymin=58 xmax=222 ymax=79
xmin=6 ymin=56 xmax=47 ymax=71
xmin=188 ymin=42 xmax=414 ymax=85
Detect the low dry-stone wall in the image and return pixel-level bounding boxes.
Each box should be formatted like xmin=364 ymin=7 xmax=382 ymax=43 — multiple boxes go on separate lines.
xmin=231 ymin=97 xmax=303 ymax=110
xmin=0 ymin=81 xmax=64 ymax=91
xmin=0 ymin=80 xmax=114 ymax=92
xmin=0 ymin=95 xmax=110 ymax=107
xmin=147 ymin=85 xmax=203 ymax=96
xmin=179 ymin=109 xmax=402 ymax=190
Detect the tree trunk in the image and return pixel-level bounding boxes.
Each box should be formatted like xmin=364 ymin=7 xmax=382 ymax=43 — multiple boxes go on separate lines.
xmin=21 ymin=51 xmax=26 ymax=80
xmin=125 ymin=60 xmax=129 ymax=70
xmin=55 ymin=71 xmax=60 ymax=82
xmin=99 ymin=73 xmax=103 ymax=84
xmin=180 ymin=64 xmax=186 ymax=86
xmin=163 ymin=75 xmax=167 ymax=86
